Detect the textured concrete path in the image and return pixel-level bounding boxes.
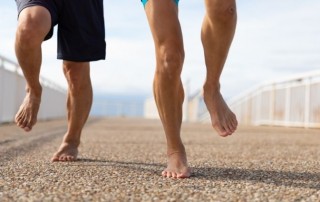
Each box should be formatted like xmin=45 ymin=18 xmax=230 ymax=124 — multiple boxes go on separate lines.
xmin=0 ymin=118 xmax=320 ymax=201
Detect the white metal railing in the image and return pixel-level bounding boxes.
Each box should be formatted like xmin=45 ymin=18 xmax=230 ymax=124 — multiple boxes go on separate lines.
xmin=227 ymin=70 xmax=320 ymax=128
xmin=0 ymin=55 xmax=66 ymax=124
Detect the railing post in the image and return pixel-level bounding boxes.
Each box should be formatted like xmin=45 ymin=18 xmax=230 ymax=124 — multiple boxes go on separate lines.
xmin=304 ymin=78 xmax=311 ymax=128
xmin=256 ymin=90 xmax=262 ymax=126
xmin=285 ymin=84 xmax=291 ymax=127
xmin=269 ymin=85 xmax=275 ymax=126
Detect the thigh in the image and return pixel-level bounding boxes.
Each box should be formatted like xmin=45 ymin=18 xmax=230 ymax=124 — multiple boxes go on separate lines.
xmin=144 ymin=0 xmax=183 ymax=50
xmin=57 ymin=0 xmax=106 ymax=62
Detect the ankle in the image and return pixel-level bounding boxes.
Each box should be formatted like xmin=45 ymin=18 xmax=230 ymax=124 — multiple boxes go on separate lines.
xmin=26 ymin=85 xmax=42 ymax=98
xmin=203 ymin=83 xmax=220 ymax=93
xmin=167 ymin=145 xmax=186 ymax=156
xmin=62 ymin=137 xmax=80 ymax=147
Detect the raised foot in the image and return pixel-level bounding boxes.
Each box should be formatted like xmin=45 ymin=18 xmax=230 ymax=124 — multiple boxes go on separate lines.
xmin=51 ymin=142 xmax=79 ymax=162
xmin=204 ymin=89 xmax=238 ymax=137
xmin=162 ymin=151 xmax=192 ymax=179
xmin=15 ymin=95 xmax=41 ymax=132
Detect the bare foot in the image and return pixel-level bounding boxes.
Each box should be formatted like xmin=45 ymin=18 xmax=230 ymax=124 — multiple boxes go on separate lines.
xmin=162 ymin=151 xmax=191 ymax=178
xmin=204 ymin=88 xmax=238 ymax=137
xmin=15 ymin=94 xmax=41 ymax=132
xmin=51 ymin=142 xmax=79 ymax=162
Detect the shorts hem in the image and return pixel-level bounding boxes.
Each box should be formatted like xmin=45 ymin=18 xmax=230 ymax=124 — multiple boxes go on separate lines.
xmin=17 ymin=3 xmax=53 ymax=20
xmin=57 ymin=55 xmax=106 ymax=62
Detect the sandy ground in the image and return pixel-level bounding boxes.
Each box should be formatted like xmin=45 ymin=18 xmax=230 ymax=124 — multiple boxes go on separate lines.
xmin=0 ymin=117 xmax=320 ymax=201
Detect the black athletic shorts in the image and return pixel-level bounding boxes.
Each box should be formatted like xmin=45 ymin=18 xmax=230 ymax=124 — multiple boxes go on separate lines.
xmin=15 ymin=0 xmax=106 ymax=62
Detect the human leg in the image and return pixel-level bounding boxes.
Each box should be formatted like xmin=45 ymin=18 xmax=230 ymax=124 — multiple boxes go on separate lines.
xmin=51 ymin=61 xmax=92 ymax=162
xmin=51 ymin=0 xmax=105 ymax=162
xmin=144 ymin=0 xmax=191 ymax=178
xmin=201 ymin=0 xmax=238 ymax=137
xmin=14 ymin=6 xmax=52 ymax=132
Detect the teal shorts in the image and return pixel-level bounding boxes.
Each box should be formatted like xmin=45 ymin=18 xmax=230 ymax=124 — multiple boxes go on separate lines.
xmin=141 ymin=0 xmax=179 ymax=7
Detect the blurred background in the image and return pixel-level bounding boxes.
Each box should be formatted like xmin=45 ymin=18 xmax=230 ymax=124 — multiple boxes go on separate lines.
xmin=1 ymin=0 xmax=320 ymax=127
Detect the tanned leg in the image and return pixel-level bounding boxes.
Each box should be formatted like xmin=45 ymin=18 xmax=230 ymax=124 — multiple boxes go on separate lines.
xmin=145 ymin=0 xmax=191 ymax=178
xmin=51 ymin=61 xmax=92 ymax=162
xmin=14 ymin=6 xmax=51 ymax=132
xmin=201 ymin=0 xmax=238 ymax=137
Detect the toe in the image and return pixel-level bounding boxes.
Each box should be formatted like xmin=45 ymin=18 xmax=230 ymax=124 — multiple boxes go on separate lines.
xmin=24 ymin=127 xmax=31 ymax=132
xmin=51 ymin=156 xmax=59 ymax=162
xmin=220 ymin=130 xmax=229 ymax=137
xmin=212 ymin=122 xmax=227 ymax=137
xmin=177 ymin=170 xmax=191 ymax=178
xmin=171 ymin=172 xmax=177 ymax=179
xmin=215 ymin=120 xmax=232 ymax=137
xmin=59 ymin=156 xmax=66 ymax=161
xmin=166 ymin=172 xmax=173 ymax=178
xmin=19 ymin=118 xmax=27 ymax=128
xmin=162 ymin=171 xmax=167 ymax=177
xmin=66 ymin=156 xmax=75 ymax=161
xmin=15 ymin=115 xmax=21 ymax=124
xmin=225 ymin=124 xmax=234 ymax=135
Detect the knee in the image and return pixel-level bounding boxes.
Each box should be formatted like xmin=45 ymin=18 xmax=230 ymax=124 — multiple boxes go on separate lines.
xmin=63 ymin=62 xmax=90 ymax=93
xmin=156 ymin=45 xmax=184 ymax=80
xmin=16 ymin=8 xmax=51 ymax=45
xmin=205 ymin=1 xmax=237 ymax=23
xmin=16 ymin=21 xmax=41 ymax=46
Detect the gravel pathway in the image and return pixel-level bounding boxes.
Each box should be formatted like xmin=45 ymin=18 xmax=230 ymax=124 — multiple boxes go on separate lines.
xmin=1 ymin=118 xmax=320 ymax=201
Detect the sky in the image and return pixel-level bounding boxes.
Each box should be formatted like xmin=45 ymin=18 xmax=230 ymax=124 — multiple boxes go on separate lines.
xmin=1 ymin=0 xmax=320 ymax=100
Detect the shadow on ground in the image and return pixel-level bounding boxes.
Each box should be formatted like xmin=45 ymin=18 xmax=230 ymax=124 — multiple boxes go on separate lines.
xmin=70 ymin=158 xmax=320 ymax=190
